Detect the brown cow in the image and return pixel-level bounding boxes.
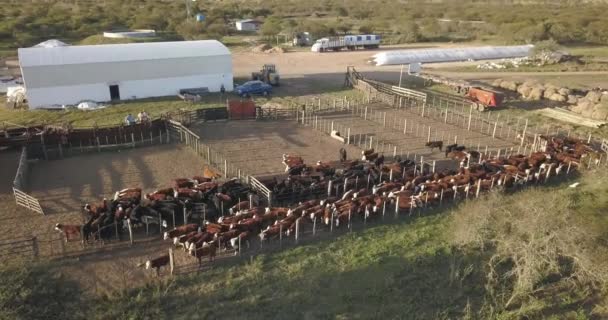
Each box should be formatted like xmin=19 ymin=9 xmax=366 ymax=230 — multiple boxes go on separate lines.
xmin=144 ymin=254 xmax=170 ymax=277
xmin=163 ymin=224 xmax=199 ymax=240
xmin=54 ymin=223 xmax=82 ymax=241
xmin=189 ymin=242 xmax=217 ymax=267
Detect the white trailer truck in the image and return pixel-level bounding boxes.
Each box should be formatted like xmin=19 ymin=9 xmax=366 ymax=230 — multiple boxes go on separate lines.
xmin=311 ymin=34 xmax=381 ymax=52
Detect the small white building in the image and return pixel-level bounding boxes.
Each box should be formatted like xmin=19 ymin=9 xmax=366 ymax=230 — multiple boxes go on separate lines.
xmin=235 ymin=19 xmax=262 ymax=32
xmin=18 ymin=40 xmax=233 ymax=109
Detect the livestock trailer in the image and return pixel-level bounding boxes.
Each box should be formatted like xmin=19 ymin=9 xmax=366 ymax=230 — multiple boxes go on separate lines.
xmin=311 ymin=34 xmax=381 ymax=52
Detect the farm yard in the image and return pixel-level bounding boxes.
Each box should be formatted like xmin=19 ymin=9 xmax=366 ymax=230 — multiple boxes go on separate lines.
xmin=2 ymin=41 xmax=608 ymax=320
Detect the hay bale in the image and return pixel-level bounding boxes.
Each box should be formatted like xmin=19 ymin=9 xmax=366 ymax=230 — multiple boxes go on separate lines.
xmin=569 ymin=104 xmax=583 ymax=113
xmin=585 ymin=90 xmax=602 ymax=103
xmin=549 ymin=93 xmax=567 ymax=102
xmin=500 ymin=80 xmax=519 ymax=91
xmin=591 ymin=103 xmax=608 ymax=120
xmin=492 ymin=79 xmax=503 ymax=87
xmin=567 ymin=95 xmax=579 ymax=104
xmin=518 ymin=85 xmax=532 ymax=97
xmin=522 ymin=80 xmax=541 ymax=88
xmin=265 ymin=47 xmax=286 ymax=54
xmin=558 ymin=87 xmax=571 ymax=96
xmin=582 ymin=107 xmax=594 ymax=118
xmin=252 ymin=44 xmax=272 ymax=53
xmin=601 ymin=93 xmax=608 ymax=103
xmin=527 ymin=87 xmax=544 ymax=100
xmin=543 ymin=87 xmax=557 ymax=99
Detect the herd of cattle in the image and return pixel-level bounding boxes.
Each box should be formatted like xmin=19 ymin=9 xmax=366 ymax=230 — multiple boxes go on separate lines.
xmin=54 ymin=176 xmax=253 ymax=247
xmin=54 ymin=134 xmax=602 ymax=276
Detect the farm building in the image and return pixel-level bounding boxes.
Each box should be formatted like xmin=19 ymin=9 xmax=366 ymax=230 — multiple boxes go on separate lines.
xmin=18 ymin=40 xmax=233 ymax=109
xmin=235 ymin=19 xmax=262 ymax=31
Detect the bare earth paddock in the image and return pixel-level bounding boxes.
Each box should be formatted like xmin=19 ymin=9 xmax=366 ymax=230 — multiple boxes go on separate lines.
xmin=193 ymin=120 xmax=361 ymax=178
xmin=29 ymin=145 xmax=204 ymax=215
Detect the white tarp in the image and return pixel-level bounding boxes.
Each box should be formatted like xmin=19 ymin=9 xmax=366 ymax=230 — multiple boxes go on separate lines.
xmin=77 ymin=101 xmax=106 ymax=110
xmin=372 ymin=45 xmax=534 ymax=66
xmin=33 ymin=39 xmax=69 ymax=48
xmin=6 ymin=86 xmax=25 ymax=102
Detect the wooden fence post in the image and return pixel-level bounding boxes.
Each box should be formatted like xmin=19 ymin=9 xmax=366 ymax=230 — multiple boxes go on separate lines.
xmin=169 ymin=248 xmax=175 ymax=275
xmin=127 ymin=219 xmax=134 ymax=245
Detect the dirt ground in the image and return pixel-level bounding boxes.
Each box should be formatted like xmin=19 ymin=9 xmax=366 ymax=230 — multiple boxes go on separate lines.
xmin=232 ymin=48 xmax=608 ymax=94
xmin=312 ymin=102 xmax=518 ymax=161
xmin=193 ymin=120 xmax=361 ymax=178
xmin=0 ymin=145 xmax=204 ymax=256
xmin=29 ymin=145 xmax=204 ymax=215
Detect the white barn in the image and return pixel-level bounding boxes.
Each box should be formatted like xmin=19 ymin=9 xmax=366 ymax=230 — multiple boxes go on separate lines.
xmin=235 ymin=19 xmax=262 ymax=31
xmin=18 ymin=40 xmax=233 ymax=109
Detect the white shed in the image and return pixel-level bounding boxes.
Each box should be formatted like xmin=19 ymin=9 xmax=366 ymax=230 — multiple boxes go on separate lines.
xmin=18 ymin=40 xmax=233 ymax=109
xmin=235 ymin=19 xmax=262 ymax=31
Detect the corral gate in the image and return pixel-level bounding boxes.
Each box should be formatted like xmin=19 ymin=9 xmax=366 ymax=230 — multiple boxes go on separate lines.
xmin=248 ymin=176 xmax=273 ymax=206
xmin=602 ymin=139 xmax=608 ymax=154
xmin=13 ymin=146 xmax=44 ymax=215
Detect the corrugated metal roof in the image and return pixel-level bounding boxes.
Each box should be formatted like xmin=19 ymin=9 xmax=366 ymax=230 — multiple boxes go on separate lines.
xmin=372 ymin=45 xmax=534 ymax=66
xmin=18 ymin=40 xmax=231 ymax=67
xmin=236 ymin=19 xmax=262 ymax=24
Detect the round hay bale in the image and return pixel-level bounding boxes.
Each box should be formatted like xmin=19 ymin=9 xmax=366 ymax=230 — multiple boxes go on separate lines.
xmin=543 ymin=87 xmax=557 ymax=99
xmin=585 ymin=90 xmax=602 ymax=103
xmin=500 ymin=80 xmax=519 ymax=91
xmin=569 ymin=104 xmax=583 ymax=113
xmin=492 ymin=79 xmax=503 ymax=87
xmin=522 ymin=80 xmax=540 ymax=88
xmin=582 ymin=107 xmax=594 ymax=118
xmin=558 ymin=87 xmax=571 ymax=96
xmin=527 ymin=87 xmax=544 ymax=100
xmin=549 ymin=93 xmax=567 ymax=102
xmin=591 ymin=104 xmax=608 ymax=120
xmin=567 ymin=95 xmax=579 ymax=105
xmin=252 ymin=44 xmax=272 ymax=53
xmin=577 ymin=99 xmax=594 ymax=111
xmin=518 ymin=85 xmax=532 ymax=97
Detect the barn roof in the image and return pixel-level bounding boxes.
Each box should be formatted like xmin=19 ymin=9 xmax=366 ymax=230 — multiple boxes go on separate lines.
xmin=18 ymin=40 xmax=231 ymax=68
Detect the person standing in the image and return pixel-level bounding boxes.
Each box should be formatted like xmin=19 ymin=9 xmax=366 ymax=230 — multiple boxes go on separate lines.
xmin=339 ymin=147 xmax=347 ymax=162
xmin=125 ymin=113 xmax=136 ymax=125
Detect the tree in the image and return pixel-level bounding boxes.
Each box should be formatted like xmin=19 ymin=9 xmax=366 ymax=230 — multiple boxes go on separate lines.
xmin=260 ymin=17 xmax=281 ymax=37
xmin=337 ymin=7 xmax=348 ymax=17
xmin=333 ymin=20 xmax=353 ymax=35
xmin=395 ymin=21 xmax=421 ymax=43
xmin=175 ymin=20 xmax=206 ymax=40
xmin=359 ymin=24 xmax=373 ymax=34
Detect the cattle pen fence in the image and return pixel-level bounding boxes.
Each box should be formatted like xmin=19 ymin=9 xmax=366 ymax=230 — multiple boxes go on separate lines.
xmin=13 ymin=146 xmax=44 ymax=215
xmin=26 ymin=119 xmax=171 ymax=161
xmin=345 ymin=66 xmax=604 ymax=151
xmin=0 ymin=237 xmax=39 ymax=260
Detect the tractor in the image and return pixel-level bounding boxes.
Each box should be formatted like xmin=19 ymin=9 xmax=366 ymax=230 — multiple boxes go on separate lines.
xmin=251 ymin=64 xmax=280 ymax=86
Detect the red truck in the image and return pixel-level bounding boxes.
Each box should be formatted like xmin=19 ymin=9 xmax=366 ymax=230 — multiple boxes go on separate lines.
xmin=463 ymin=87 xmax=504 ymax=111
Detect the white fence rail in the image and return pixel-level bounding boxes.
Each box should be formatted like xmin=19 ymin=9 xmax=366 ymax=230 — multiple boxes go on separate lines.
xmin=248 ymin=176 xmax=273 ymax=206
xmin=12 ymin=147 xmax=44 ymax=215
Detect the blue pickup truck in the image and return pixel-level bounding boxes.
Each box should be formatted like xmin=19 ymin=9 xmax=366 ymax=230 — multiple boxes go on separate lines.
xmin=234 ymin=80 xmax=273 ymax=97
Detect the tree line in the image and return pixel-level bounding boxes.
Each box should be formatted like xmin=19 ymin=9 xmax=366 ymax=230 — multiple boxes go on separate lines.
xmin=1 ymin=0 xmax=607 ymax=51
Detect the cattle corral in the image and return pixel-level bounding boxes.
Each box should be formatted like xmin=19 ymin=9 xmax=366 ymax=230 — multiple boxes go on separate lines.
xmin=192 ymin=120 xmax=360 ymax=178
xmin=28 ymin=145 xmax=204 ymax=215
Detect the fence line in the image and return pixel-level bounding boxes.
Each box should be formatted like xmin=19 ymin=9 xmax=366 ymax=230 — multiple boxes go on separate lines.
xmin=12 ymin=146 xmax=44 ymax=215
xmin=167 ymin=120 xmax=250 ymax=184
xmin=0 ymin=236 xmax=38 ymax=260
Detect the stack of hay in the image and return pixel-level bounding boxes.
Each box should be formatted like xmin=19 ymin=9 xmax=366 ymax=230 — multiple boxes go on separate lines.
xmin=491 ymin=79 xmax=573 ymax=102
xmin=251 ymin=44 xmax=272 ymax=53
xmin=569 ymin=90 xmax=608 ymax=121
xmin=264 ymin=47 xmax=286 ymax=54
